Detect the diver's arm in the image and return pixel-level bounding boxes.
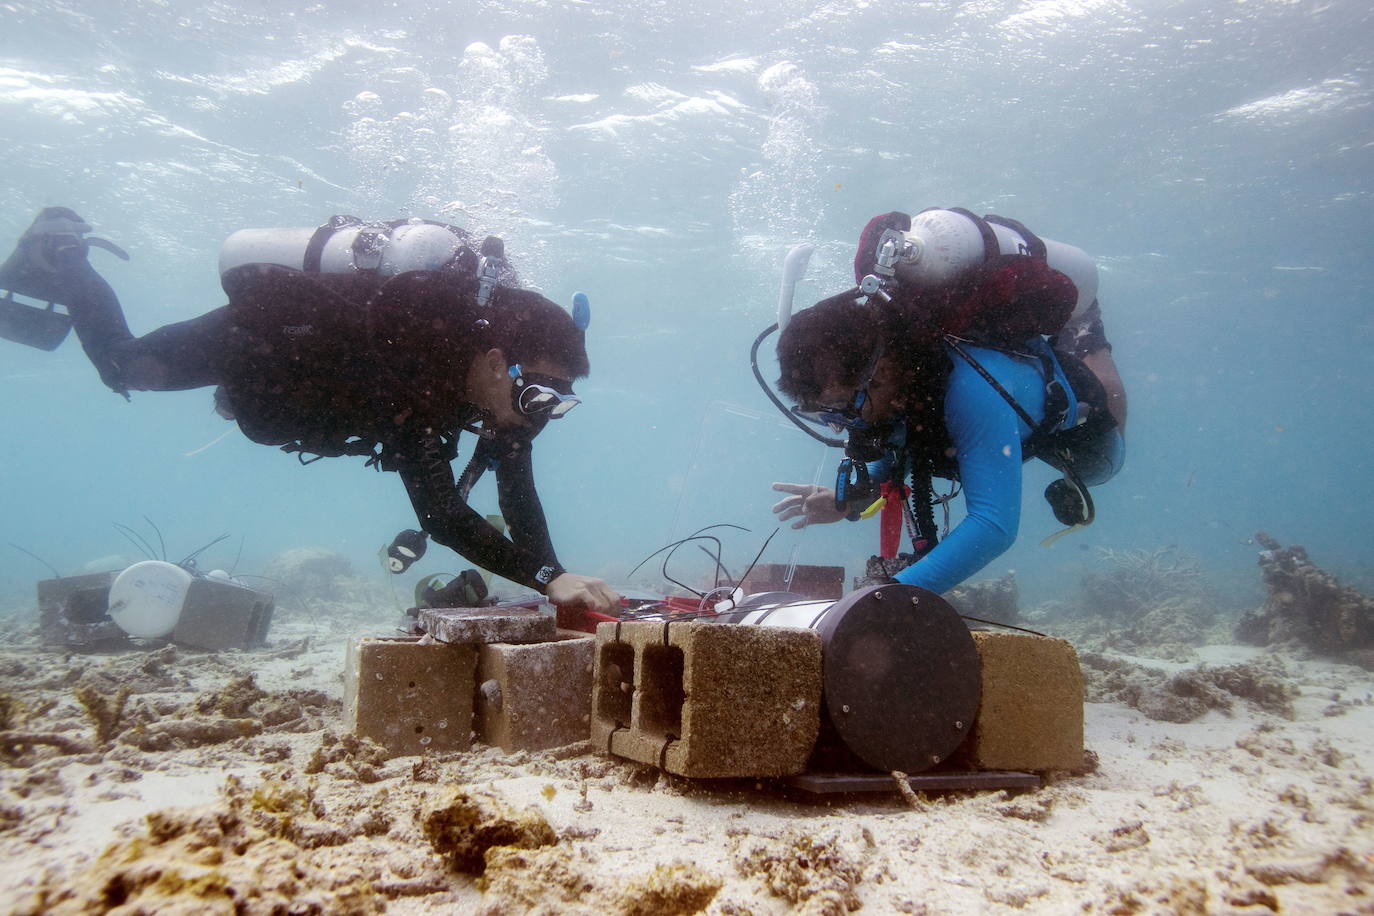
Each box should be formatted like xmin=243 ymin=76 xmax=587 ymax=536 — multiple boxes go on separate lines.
xmin=1082 ymin=347 xmax=1127 ymax=434
xmin=491 ymin=434 xmax=622 ymax=613
xmin=395 ymin=434 xmax=564 ymax=592
xmin=492 ymin=436 xmax=560 ymax=568
xmin=894 ymin=362 xmax=1025 ymax=594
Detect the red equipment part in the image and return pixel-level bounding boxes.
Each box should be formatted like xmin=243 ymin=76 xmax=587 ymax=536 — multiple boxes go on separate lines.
xmin=878 ymin=480 xmax=908 ymax=559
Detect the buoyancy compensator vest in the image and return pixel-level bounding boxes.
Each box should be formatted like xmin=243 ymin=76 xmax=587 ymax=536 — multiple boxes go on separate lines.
xmin=212 ymin=216 xmax=511 ymax=462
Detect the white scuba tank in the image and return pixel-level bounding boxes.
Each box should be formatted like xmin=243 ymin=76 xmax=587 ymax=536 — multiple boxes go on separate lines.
xmin=218 ymin=219 xmax=468 ymax=279
xmin=894 ymin=209 xmax=1099 ymax=317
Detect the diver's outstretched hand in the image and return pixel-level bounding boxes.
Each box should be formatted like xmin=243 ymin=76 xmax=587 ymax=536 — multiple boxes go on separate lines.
xmin=771 ymin=482 xmax=847 ymax=529
xmin=545 ymin=572 xmax=621 ymax=616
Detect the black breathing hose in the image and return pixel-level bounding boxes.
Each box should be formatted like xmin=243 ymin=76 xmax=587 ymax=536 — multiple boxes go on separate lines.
xmin=750 ymin=323 xmax=845 ymax=449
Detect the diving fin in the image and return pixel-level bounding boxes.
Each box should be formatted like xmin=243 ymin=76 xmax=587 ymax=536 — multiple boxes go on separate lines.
xmin=0 ymin=292 xmax=72 ymax=350
xmin=0 ymin=207 xmax=128 ymax=350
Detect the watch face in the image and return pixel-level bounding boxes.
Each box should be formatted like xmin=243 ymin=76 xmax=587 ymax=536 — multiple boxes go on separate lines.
xmin=535 ymin=565 xmax=557 ymax=585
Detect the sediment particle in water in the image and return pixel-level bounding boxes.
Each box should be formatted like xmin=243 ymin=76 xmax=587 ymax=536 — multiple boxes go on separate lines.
xmin=422 ymin=785 xmax=556 ymax=874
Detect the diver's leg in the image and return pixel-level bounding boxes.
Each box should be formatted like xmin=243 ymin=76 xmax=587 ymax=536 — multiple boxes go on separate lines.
xmin=104 ymin=307 xmax=233 ymax=392
xmin=2 ymin=209 xmax=230 ymax=395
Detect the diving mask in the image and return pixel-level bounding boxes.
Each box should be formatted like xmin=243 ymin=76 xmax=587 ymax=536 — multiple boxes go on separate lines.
xmin=509 ymin=364 xmax=580 ymax=419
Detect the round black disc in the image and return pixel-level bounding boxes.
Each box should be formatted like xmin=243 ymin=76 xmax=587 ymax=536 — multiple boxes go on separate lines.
xmin=815 ymin=584 xmax=980 ymax=773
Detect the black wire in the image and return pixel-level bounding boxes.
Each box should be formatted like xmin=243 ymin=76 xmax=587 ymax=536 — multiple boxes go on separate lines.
xmin=660 ymin=552 xmax=704 ymax=598
xmin=8 ymin=543 xmax=60 ymax=578
xmin=959 ymin=615 xmax=1047 ymax=638
xmin=696 ymin=545 xmax=734 ymax=588
xmin=750 ymin=323 xmax=846 ymax=448
xmin=142 ymin=516 xmax=167 ymax=561
xmin=179 ymin=533 xmax=231 ymax=567
xmin=735 ymin=527 xmax=780 ymax=590
xmin=626 ymin=524 xmax=751 ymax=579
xmin=112 ymin=523 xmax=156 ymax=560
xmin=229 ymin=534 xmax=245 ymax=576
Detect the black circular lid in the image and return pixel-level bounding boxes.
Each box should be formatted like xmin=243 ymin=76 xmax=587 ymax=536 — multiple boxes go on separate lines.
xmin=815 ymin=584 xmax=981 ymax=773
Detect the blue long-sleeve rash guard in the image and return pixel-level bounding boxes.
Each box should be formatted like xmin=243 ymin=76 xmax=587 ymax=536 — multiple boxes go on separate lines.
xmin=886 ymin=339 xmax=1075 ymax=595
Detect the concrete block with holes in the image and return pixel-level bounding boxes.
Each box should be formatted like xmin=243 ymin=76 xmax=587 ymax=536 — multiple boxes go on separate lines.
xmin=966 ymin=631 xmax=1084 ymax=772
xmin=474 ymin=630 xmax=595 ymax=752
xmin=591 ymin=619 xmax=823 ymax=778
xmin=345 ymin=636 xmax=477 ymax=758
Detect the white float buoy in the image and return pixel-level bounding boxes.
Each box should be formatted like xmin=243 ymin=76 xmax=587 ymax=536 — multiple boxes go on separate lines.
xmin=107 ymin=560 xmax=194 ymax=638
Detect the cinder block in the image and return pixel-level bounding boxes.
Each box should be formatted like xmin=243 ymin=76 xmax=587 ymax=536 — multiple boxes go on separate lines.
xmin=345 ymin=637 xmax=477 ymax=757
xmin=37 ymin=572 xmax=123 ymax=646
xmin=171 ymin=578 xmax=274 ymax=651
xmin=419 ymin=606 xmax=555 ymax=645
xmin=474 ymin=630 xmax=595 ymax=752
xmin=740 ymin=563 xmax=846 ymax=600
xmin=592 ymin=620 xmax=822 ymax=778
xmin=967 ymin=631 xmax=1083 ymax=772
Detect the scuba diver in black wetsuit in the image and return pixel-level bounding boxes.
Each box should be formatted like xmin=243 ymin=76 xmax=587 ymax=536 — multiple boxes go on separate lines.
xmin=0 ymin=207 xmax=621 ymax=615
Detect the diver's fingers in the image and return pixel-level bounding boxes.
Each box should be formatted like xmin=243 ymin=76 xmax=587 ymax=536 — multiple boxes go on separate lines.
xmin=595 ymin=584 xmax=622 ymax=615
xmin=775 ymin=506 xmax=804 ymax=522
xmin=790 ymin=517 xmax=809 ymax=530
xmin=771 ymin=482 xmax=813 ymax=496
xmin=770 ymin=495 xmax=804 ymax=515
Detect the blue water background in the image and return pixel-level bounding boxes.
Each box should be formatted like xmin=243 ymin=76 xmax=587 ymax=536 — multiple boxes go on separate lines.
xmin=2 ymin=0 xmax=1370 ymax=609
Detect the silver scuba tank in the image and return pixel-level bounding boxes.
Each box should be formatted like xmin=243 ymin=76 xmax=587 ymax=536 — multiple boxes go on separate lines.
xmin=218 ymin=218 xmax=471 ymax=282
xmin=886 ymin=208 xmax=1099 ymax=317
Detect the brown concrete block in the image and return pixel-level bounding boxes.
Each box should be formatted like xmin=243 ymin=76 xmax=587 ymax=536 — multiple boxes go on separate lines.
xmin=740 ymin=563 xmax=846 ymax=599
xmin=172 ymin=578 xmax=274 ymax=651
xmin=967 ymin=631 xmax=1083 ymax=772
xmin=345 ymin=636 xmax=477 ymax=758
xmin=37 ymin=571 xmax=123 ymax=646
xmin=475 ymin=630 xmax=595 ymax=752
xmin=592 ymin=620 xmax=822 ymax=778
xmin=418 ymin=606 xmax=555 ymax=645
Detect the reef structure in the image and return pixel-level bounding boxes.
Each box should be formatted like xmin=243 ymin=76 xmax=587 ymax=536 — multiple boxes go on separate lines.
xmin=1236 ymin=532 xmax=1374 ymax=657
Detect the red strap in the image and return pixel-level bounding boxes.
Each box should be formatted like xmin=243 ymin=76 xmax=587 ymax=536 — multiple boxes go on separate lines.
xmin=878 ymin=480 xmax=908 ymax=559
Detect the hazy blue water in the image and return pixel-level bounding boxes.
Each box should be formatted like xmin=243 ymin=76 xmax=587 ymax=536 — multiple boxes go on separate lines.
xmin=2 ymin=0 xmax=1371 ymax=609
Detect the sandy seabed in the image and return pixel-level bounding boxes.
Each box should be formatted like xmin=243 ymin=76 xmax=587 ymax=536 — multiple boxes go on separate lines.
xmin=0 ymin=583 xmax=1371 ymax=916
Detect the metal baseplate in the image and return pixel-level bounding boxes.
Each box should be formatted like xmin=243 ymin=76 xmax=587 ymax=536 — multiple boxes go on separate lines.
xmin=785 ymin=770 xmax=1041 ymax=796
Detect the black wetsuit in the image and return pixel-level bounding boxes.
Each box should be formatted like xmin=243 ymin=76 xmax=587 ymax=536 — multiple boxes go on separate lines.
xmin=55 ymin=258 xmax=566 ymax=592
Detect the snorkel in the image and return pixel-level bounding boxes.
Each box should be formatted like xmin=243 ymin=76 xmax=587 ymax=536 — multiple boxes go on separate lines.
xmin=751 ymin=242 xmax=894 ymax=511
xmin=749 ymin=243 xmax=846 ymax=449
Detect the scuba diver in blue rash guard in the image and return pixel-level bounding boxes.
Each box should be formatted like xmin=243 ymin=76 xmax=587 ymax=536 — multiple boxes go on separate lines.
xmin=758 ymin=208 xmax=1127 ymax=595
xmin=0 ymin=207 xmax=621 ymax=615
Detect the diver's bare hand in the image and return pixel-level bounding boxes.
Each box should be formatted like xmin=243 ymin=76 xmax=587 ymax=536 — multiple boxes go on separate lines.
xmin=545 ymin=573 xmax=621 ymax=616
xmin=771 ymin=482 xmax=848 ymax=529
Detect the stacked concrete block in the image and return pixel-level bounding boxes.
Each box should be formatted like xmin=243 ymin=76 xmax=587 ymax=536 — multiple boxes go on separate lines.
xmin=172 ymin=578 xmax=274 ymax=651
xmin=967 ymin=631 xmax=1084 ymax=772
xmin=345 ymin=636 xmax=477 ymax=758
xmin=475 ymin=630 xmax=595 ymax=752
xmin=740 ymin=563 xmax=846 ymax=600
xmin=418 ymin=606 xmax=555 ymax=645
xmin=592 ymin=620 xmax=823 ymax=778
xmin=37 ymin=572 xmax=122 ymax=646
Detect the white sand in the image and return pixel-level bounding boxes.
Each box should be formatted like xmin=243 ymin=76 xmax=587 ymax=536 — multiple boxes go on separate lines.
xmin=1 ymin=602 xmax=1371 ymax=915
